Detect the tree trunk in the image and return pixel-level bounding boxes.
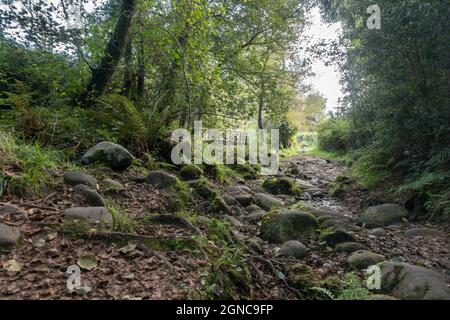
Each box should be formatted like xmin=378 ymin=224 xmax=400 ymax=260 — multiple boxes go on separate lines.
xmin=136 ymin=39 xmax=145 ymax=99
xmin=83 ymin=0 xmax=137 ymax=104
xmin=258 ymin=83 xmax=265 ymax=129
xmin=122 ymin=39 xmax=133 ymax=98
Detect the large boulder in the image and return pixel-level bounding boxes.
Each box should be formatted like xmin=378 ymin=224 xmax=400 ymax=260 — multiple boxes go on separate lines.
xmin=347 ymin=250 xmax=384 ymax=269
xmin=81 ymin=141 xmax=134 ymax=171
xmin=379 ymin=262 xmax=450 ymax=300
xmin=262 ymin=177 xmax=300 ymax=196
xmin=358 ymin=204 xmax=408 ymax=228
xmin=0 ymin=223 xmax=21 ymax=248
xmin=179 ymin=165 xmax=203 ymax=181
xmin=261 ymin=209 xmax=319 ymax=243
xmin=145 ymin=171 xmax=180 ymax=188
xmin=255 ymin=193 xmax=283 ymax=211
xmin=64 ymin=171 xmax=97 ymax=189
xmin=63 ymin=207 xmax=113 ymax=224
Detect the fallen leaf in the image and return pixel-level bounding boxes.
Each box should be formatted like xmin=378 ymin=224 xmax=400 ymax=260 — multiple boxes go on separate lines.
xmin=34 ymin=239 xmax=46 ymax=248
xmin=3 ymin=259 xmax=23 ymax=272
xmin=77 ymin=256 xmax=98 ymax=271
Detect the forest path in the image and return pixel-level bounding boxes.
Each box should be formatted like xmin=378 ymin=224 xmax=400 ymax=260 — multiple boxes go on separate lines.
xmin=0 ymin=153 xmax=449 ymax=300
xmin=277 ymin=155 xmax=450 ymax=279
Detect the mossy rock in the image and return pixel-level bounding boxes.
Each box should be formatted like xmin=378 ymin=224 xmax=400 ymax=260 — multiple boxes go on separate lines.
xmin=287 ymin=263 xmax=321 ymax=289
xmin=378 ymin=261 xmax=450 ymax=300
xmin=255 ymin=193 xmax=283 ymax=211
xmin=179 ymin=164 xmax=203 ymax=181
xmin=262 ymin=177 xmax=301 ymax=196
xmin=261 ymin=209 xmax=319 ymax=244
xmin=321 ymin=229 xmax=356 ymax=247
xmin=347 ymin=250 xmax=384 ymax=269
xmin=335 ymin=242 xmax=368 ymax=254
xmin=100 ymin=179 xmax=124 ymax=192
xmin=279 ymin=240 xmax=308 ymax=258
xmin=145 ymin=170 xmax=180 ymax=188
xmin=232 ymin=163 xmax=259 ymax=179
xmin=81 ymin=141 xmax=134 ymax=171
xmin=358 ymin=204 xmax=409 ymax=228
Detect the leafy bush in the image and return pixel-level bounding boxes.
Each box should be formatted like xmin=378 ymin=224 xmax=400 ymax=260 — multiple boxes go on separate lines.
xmin=317 ymin=118 xmax=352 ymax=152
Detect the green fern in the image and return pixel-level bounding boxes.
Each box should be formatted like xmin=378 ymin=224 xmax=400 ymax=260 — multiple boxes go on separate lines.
xmin=311 ymin=287 xmax=335 ymax=300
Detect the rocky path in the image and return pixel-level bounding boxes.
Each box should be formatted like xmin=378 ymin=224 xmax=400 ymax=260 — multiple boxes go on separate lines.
xmin=0 ymin=144 xmax=449 ymax=300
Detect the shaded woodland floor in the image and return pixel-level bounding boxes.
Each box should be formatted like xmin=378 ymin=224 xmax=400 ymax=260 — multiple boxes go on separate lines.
xmin=0 ymin=155 xmax=449 ymax=300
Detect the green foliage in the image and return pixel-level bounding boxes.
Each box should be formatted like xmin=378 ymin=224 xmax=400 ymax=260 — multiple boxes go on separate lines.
xmin=195 ymin=217 xmax=252 ymax=299
xmin=317 ymin=117 xmax=359 ymax=152
xmin=0 ymin=128 xmax=66 ymax=196
xmin=313 ymin=273 xmax=371 ymax=300
xmin=318 ymin=0 xmax=450 ymax=219
xmin=95 ymin=94 xmax=148 ymax=152
xmin=107 ymin=204 xmax=138 ymax=234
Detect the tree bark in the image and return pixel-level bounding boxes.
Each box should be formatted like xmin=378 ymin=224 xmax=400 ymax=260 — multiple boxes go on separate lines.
xmin=136 ymin=39 xmax=145 ymax=99
xmin=122 ymin=39 xmax=133 ymax=98
xmin=258 ymin=83 xmax=265 ymax=129
xmin=83 ymin=0 xmax=137 ymax=105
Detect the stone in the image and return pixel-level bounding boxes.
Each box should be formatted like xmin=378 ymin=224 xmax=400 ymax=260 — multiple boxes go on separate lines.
xmin=101 ymin=179 xmax=124 ymax=192
xmin=262 ymin=177 xmax=300 ymax=195
xmin=321 ymin=229 xmax=356 ymax=247
xmin=0 ymin=203 xmax=29 ymax=221
xmin=223 ymin=195 xmax=239 ymax=206
xmin=245 ymin=211 xmax=266 ymax=224
xmin=81 ymin=141 xmax=134 ymax=171
xmin=221 ymin=215 xmax=243 ymax=228
xmin=179 ymin=165 xmax=203 ymax=181
xmin=63 ymin=207 xmax=113 ymax=224
xmin=261 ymin=209 xmax=319 ymax=243
xmin=404 ymin=228 xmax=444 ymax=238
xmin=234 ymin=194 xmax=254 ymax=207
xmin=190 ymin=180 xmax=216 ymax=199
xmin=0 ymin=223 xmax=21 ymax=248
xmin=245 ymin=204 xmax=263 ymax=213
xmin=64 ymin=171 xmax=97 ymax=189
xmin=335 ymin=242 xmax=368 ymax=254
xmin=369 ymin=228 xmax=386 ymax=237
xmin=145 ymin=170 xmax=180 ymax=188
xmin=73 ymin=184 xmax=106 ymax=207
xmin=255 ymin=193 xmax=283 ymax=211
xmin=347 ymin=250 xmax=384 ymax=269
xmin=321 ymin=219 xmax=361 ymax=232
xmin=247 ymin=237 xmax=264 ymax=253
xmin=229 ymin=205 xmax=245 ymax=216
xmin=279 ymin=240 xmax=308 ymax=259
xmin=379 ymin=261 xmax=450 ymax=300
xmin=358 ymin=204 xmax=408 ymax=228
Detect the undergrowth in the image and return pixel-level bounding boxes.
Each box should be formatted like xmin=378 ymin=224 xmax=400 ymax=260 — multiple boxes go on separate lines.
xmin=0 ymin=128 xmax=67 ymax=196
